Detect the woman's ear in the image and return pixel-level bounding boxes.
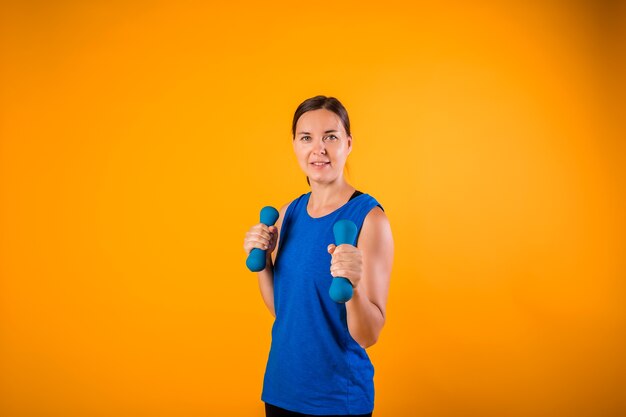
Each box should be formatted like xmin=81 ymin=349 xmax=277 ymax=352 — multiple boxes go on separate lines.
xmin=347 ymin=135 xmax=352 ymax=154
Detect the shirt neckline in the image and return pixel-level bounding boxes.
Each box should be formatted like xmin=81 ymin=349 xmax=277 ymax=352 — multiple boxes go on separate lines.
xmin=304 ymin=191 xmax=364 ymax=220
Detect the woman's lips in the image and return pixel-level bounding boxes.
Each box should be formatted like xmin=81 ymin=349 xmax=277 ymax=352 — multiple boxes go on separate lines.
xmin=311 ymin=161 xmax=330 ymax=168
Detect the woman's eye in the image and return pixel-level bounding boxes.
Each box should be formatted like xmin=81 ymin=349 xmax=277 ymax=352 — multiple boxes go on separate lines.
xmin=301 ymin=136 xmax=311 ymax=141
xmin=324 ymin=135 xmax=338 ymax=141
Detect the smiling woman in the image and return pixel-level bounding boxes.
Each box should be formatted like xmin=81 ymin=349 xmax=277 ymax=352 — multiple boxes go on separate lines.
xmin=291 ymin=97 xmax=352 ymax=187
xmin=243 ymin=96 xmax=394 ymax=416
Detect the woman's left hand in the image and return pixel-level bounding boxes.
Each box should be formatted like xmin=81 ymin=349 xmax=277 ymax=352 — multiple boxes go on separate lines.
xmin=327 ymin=244 xmax=363 ymax=289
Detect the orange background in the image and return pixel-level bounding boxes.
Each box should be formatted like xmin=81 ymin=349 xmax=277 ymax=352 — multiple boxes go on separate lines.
xmin=1 ymin=1 xmax=624 ymax=416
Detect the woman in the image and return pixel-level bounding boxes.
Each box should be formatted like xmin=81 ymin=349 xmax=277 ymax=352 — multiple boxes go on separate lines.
xmin=243 ymin=96 xmax=394 ymax=417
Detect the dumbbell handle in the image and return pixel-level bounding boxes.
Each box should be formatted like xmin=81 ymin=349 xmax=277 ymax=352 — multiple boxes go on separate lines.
xmin=246 ymin=206 xmax=279 ymax=272
xmin=329 ymin=219 xmax=358 ymax=303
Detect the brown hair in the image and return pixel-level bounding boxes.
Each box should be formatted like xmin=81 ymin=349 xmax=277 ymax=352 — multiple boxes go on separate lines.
xmin=292 ymin=95 xmax=351 ymax=139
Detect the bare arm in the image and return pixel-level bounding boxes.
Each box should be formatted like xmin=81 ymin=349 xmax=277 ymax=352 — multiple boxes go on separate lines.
xmin=248 ymin=203 xmax=289 ymax=318
xmin=256 ymin=255 xmax=276 ymax=318
xmin=344 ymin=207 xmax=394 ymax=348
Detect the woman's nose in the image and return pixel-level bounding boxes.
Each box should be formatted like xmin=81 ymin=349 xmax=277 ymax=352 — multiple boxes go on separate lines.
xmin=314 ymin=138 xmax=327 ymax=154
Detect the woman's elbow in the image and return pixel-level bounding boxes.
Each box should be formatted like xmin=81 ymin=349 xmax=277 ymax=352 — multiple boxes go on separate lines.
xmin=356 ymin=327 xmax=384 ymax=349
xmin=362 ymin=337 xmax=378 ymax=349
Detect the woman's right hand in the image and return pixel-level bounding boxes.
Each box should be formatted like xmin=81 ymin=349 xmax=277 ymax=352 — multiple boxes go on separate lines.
xmin=243 ymin=223 xmax=278 ymax=256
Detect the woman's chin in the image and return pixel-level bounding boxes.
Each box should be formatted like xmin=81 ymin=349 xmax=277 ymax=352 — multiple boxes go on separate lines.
xmin=308 ymin=174 xmax=339 ymax=185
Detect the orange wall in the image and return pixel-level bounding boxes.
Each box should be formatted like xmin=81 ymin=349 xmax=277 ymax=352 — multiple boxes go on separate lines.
xmin=1 ymin=1 xmax=624 ymax=416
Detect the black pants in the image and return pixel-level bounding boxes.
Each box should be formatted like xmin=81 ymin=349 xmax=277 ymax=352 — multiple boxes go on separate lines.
xmin=265 ymin=402 xmax=373 ymax=417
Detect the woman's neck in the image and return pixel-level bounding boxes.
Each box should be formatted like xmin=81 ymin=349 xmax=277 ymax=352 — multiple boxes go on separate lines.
xmin=308 ymin=178 xmax=355 ymax=213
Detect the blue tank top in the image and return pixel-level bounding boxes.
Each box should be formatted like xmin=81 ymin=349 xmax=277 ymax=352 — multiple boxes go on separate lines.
xmin=261 ymin=191 xmax=383 ymax=415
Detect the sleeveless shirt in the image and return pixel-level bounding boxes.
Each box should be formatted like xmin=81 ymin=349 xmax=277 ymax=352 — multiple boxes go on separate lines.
xmin=261 ymin=191 xmax=383 ymax=415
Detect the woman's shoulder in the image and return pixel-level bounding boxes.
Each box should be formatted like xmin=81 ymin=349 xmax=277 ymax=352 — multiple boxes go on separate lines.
xmin=352 ymin=190 xmax=384 ymax=212
xmin=351 ymin=192 xmax=388 ymax=232
xmin=359 ymin=200 xmax=393 ymax=246
xmin=276 ymin=193 xmax=309 ymax=225
xmin=283 ymin=192 xmax=310 ymax=210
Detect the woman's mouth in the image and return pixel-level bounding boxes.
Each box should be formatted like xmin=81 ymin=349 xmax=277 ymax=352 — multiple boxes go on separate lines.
xmin=311 ymin=161 xmax=330 ymax=168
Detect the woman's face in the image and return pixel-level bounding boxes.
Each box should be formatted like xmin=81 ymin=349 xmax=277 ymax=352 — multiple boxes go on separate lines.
xmin=293 ymin=109 xmax=352 ymax=185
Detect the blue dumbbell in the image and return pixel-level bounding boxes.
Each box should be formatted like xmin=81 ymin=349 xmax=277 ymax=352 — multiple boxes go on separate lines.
xmin=246 ymin=206 xmax=280 ymax=272
xmin=329 ymin=219 xmax=358 ymax=303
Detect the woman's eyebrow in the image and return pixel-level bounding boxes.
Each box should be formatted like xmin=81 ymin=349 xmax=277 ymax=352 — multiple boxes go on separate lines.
xmin=297 ymin=130 xmax=339 ymax=135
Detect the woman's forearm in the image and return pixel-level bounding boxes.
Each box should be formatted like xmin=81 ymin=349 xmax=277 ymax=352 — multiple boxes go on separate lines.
xmin=257 ymin=254 xmax=275 ymax=317
xmin=346 ymin=286 xmax=385 ymax=348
